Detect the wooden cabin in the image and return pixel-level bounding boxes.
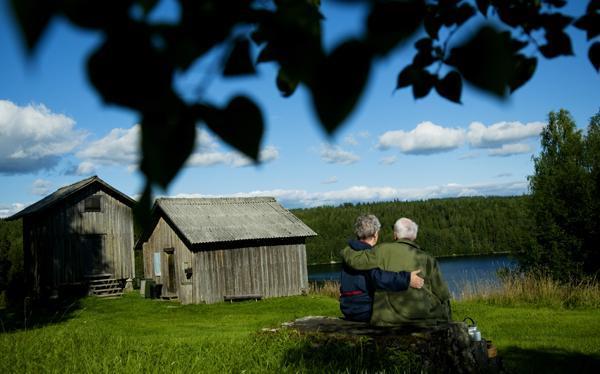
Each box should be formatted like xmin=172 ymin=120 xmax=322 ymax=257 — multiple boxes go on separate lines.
xmin=8 ymin=176 xmax=135 ymax=298
xmin=138 ymin=197 xmax=317 ymax=304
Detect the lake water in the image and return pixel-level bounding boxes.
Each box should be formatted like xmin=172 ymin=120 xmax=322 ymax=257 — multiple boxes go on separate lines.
xmin=308 ymin=254 xmax=517 ymax=299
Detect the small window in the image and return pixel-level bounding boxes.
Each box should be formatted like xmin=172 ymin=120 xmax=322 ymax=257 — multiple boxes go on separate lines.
xmin=84 ymin=196 xmax=101 ymax=212
xmin=153 ymin=252 xmax=161 ymax=276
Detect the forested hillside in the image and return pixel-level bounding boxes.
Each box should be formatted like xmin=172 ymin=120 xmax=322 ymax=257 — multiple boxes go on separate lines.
xmin=0 ymin=219 xmax=23 ymax=305
xmin=293 ymin=196 xmax=533 ymax=264
xmin=0 ymin=196 xmax=533 ymax=296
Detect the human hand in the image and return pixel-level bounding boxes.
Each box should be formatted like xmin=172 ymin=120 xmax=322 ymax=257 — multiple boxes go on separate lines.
xmin=409 ymin=269 xmax=424 ymax=289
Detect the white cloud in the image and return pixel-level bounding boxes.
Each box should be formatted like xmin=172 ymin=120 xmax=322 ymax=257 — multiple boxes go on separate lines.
xmin=488 ymin=143 xmax=532 ymax=157
xmin=0 ymin=202 xmax=26 ymax=218
xmin=321 ymin=176 xmax=339 ymax=184
xmin=173 ymin=180 xmax=528 ymax=208
xmin=377 ymin=121 xmax=465 ymax=154
xmin=187 ymin=145 xmax=279 ymax=168
xmin=458 ymin=152 xmax=480 ymax=160
xmin=258 ymin=146 xmax=280 ymax=163
xmin=467 ymin=121 xmax=544 ymax=148
xmin=72 ymin=161 xmax=97 ymax=176
xmin=75 ymin=125 xmax=279 ymax=171
xmin=0 ymin=100 xmax=86 ymax=174
xmin=495 ymin=172 xmax=513 ymax=178
xmin=343 ymin=135 xmax=358 ymax=146
xmin=76 ymin=125 xmax=140 ymax=168
xmin=31 ymin=179 xmax=53 ymax=196
xmin=319 ymin=144 xmax=360 ymax=164
xmin=379 ymin=155 xmax=397 ymax=165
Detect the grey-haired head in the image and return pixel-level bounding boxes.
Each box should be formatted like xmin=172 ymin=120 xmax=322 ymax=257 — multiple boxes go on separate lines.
xmin=393 ymin=217 xmax=418 ymax=241
xmin=354 ymin=214 xmax=381 ymax=240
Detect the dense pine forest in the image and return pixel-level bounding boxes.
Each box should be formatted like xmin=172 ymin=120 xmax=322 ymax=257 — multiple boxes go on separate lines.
xmin=0 ymin=219 xmax=23 ymax=303
xmin=292 ymin=196 xmax=533 ymax=264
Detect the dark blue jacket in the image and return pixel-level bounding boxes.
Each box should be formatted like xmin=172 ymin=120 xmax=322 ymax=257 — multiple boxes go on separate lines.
xmin=339 ymin=239 xmax=410 ymax=322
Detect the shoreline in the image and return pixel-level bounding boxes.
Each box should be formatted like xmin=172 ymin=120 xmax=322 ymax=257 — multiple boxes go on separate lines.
xmin=308 ymin=251 xmax=513 ymax=266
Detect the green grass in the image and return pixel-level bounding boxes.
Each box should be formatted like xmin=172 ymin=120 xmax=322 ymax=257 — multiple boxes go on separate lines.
xmin=1 ymin=293 xmax=599 ymax=373
xmin=459 ymin=270 xmax=600 ymax=309
xmin=453 ymin=301 xmax=600 ymax=373
xmin=0 ymin=293 xmax=340 ymax=373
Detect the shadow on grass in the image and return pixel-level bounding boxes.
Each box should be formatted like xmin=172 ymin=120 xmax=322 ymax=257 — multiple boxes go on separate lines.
xmin=281 ymin=335 xmax=424 ymax=373
xmin=0 ymin=290 xmax=85 ymax=333
xmin=502 ymin=346 xmax=600 ymax=374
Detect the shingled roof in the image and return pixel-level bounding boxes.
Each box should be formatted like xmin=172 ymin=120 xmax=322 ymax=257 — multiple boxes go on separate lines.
xmin=152 ymin=197 xmax=317 ymax=245
xmin=7 ymin=175 xmax=135 ymax=220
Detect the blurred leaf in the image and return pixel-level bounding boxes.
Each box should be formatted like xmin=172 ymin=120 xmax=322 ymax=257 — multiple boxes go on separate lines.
xmin=543 ymin=0 xmax=567 ymax=8
xmin=510 ymin=55 xmax=537 ymax=93
xmin=9 ymin=0 xmax=56 ymax=52
xmin=413 ymin=38 xmax=436 ymax=68
xmin=137 ymin=0 xmax=159 ymax=15
xmin=276 ymin=68 xmax=299 ymax=97
xmin=223 ymin=38 xmax=256 ymax=76
xmin=201 ymin=96 xmax=264 ymax=161
xmin=447 ymin=25 xmax=516 ymax=97
xmin=539 ymin=13 xmax=573 ymax=31
xmin=366 ymin=0 xmax=426 ymax=55
xmin=574 ymin=13 xmax=600 ymax=40
xmin=435 ymin=71 xmax=462 ymax=103
xmin=256 ymin=44 xmax=276 ymax=63
xmin=60 ymin=0 xmax=133 ymax=30
xmin=87 ymin=30 xmax=174 ymax=111
xmin=309 ymin=39 xmax=372 ymax=134
xmin=396 ymin=64 xmax=418 ymax=89
xmin=495 ymin=2 xmax=541 ymax=28
xmin=250 ymin=0 xmax=323 ymax=80
xmin=133 ymin=182 xmax=154 ymax=236
xmin=455 ymin=3 xmax=476 ymax=26
xmin=424 ymin=12 xmax=441 ymax=39
xmin=415 ymin=38 xmax=433 ymax=52
xmin=140 ymin=108 xmax=196 ymax=188
xmin=177 ymin=0 xmax=249 ymax=61
xmin=507 ymin=33 xmax=528 ymax=53
xmin=475 ymin=0 xmax=489 ymax=16
xmin=412 ymin=69 xmax=435 ymax=99
xmin=590 ymin=42 xmax=600 ymax=72
xmin=540 ymin=30 xmax=573 ymax=58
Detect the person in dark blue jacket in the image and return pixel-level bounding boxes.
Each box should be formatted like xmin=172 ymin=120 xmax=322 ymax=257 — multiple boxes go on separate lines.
xmin=340 ymin=214 xmax=424 ymax=322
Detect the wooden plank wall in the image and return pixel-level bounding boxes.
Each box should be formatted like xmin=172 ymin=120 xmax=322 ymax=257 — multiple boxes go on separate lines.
xmin=141 ymin=217 xmax=194 ymax=304
xmin=194 ymin=243 xmax=309 ymax=304
xmin=25 ymin=186 xmax=134 ymax=292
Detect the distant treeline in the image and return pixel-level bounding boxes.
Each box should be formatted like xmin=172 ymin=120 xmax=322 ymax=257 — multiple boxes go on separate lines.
xmin=1 ymin=195 xmax=533 ymax=300
xmin=292 ymin=196 xmax=533 ymax=264
xmin=0 ymin=219 xmax=23 ymax=305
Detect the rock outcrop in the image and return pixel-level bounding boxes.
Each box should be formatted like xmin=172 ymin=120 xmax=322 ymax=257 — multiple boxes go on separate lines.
xmin=276 ymin=316 xmax=502 ymax=373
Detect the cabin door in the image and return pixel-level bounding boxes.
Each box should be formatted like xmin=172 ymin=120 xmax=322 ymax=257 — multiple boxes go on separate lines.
xmin=164 ymin=248 xmax=177 ymax=295
xmin=82 ymin=234 xmax=104 ymax=276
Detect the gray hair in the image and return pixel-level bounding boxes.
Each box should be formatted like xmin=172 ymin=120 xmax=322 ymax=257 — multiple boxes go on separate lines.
xmin=354 ymin=214 xmax=381 ymax=239
xmin=393 ymin=218 xmax=418 ymax=241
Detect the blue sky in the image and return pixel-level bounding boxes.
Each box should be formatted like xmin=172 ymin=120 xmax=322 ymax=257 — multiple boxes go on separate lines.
xmin=1 ymin=1 xmax=599 ymax=217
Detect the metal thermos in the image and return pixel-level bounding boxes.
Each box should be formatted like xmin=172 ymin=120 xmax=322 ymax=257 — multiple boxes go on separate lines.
xmin=464 ymin=317 xmax=481 ymax=341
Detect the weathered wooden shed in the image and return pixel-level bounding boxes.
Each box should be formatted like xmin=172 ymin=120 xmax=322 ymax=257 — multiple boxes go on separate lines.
xmin=8 ymin=176 xmax=135 ymax=298
xmin=138 ymin=197 xmax=316 ymax=304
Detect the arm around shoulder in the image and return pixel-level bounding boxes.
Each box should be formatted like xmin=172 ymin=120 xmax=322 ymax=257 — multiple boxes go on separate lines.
xmin=340 ymin=246 xmax=379 ymax=270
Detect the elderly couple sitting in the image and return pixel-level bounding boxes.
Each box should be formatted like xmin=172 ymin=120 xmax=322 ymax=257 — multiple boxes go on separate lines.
xmin=339 ymin=214 xmax=452 ymax=326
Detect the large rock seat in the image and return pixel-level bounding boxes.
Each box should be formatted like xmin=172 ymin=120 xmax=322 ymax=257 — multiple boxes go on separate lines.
xmin=277 ymin=316 xmax=502 ymax=373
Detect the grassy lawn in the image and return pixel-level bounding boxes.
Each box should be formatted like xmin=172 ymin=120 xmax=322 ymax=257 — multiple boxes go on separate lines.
xmin=1 ymin=293 xmax=599 ymax=373
xmin=453 ymin=301 xmax=600 ymax=373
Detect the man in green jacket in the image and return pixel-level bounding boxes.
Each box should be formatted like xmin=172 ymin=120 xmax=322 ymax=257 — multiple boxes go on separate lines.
xmin=341 ymin=217 xmax=452 ymax=326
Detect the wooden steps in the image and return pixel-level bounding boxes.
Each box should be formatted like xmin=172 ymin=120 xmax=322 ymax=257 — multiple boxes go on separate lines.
xmin=85 ymin=273 xmax=123 ymax=298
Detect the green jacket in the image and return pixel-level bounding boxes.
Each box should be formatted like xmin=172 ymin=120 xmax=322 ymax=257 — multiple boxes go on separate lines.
xmin=341 ymin=239 xmax=452 ymax=326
